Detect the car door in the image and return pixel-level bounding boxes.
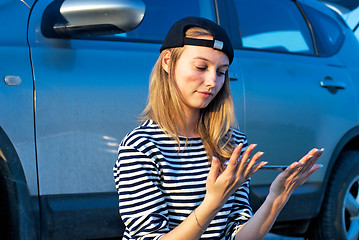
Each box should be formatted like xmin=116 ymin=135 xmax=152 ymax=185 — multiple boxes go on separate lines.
xmin=219 ymin=0 xmax=357 ymax=221
xmin=27 ymin=0 xmax=218 ymax=238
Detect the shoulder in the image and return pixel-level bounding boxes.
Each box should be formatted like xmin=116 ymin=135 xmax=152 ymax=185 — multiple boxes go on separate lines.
xmin=116 ymin=120 xmax=166 ymax=168
xmin=230 ymin=128 xmax=248 ymax=146
xmin=119 ymin=120 xmax=170 ymax=154
xmin=121 ymin=120 xmax=159 ymax=144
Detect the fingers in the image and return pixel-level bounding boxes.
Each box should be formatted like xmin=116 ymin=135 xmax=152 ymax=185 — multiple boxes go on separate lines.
xmin=299 ymin=148 xmax=324 ymax=172
xmin=226 ymin=143 xmax=243 ymax=171
xmin=238 ymin=144 xmax=257 ymax=170
xmin=226 ymin=143 xmax=258 ymax=170
xmin=307 ymin=164 xmax=323 ymax=176
xmin=224 ymin=143 xmax=264 ymax=180
xmin=250 ymin=159 xmax=268 ymax=174
xmin=283 ymin=148 xmax=324 ymax=184
xmin=305 ymin=148 xmax=324 ymax=177
xmin=207 ymin=157 xmax=221 ymax=184
xmin=237 ymin=144 xmax=265 ymax=179
xmin=300 ymin=148 xmax=324 ymax=164
xmin=244 ymin=151 xmax=265 ymax=176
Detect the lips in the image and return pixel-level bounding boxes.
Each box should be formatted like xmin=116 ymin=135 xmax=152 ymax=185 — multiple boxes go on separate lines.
xmin=196 ymin=90 xmax=213 ymax=97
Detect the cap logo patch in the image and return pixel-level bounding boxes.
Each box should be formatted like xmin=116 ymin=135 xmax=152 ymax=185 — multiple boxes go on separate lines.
xmin=213 ymin=40 xmax=223 ymax=50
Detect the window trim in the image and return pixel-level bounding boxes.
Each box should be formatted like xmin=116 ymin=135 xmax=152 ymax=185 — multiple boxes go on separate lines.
xmin=295 ymin=0 xmax=319 ymax=56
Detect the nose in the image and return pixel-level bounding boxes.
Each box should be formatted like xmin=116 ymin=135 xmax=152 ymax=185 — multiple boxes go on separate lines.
xmin=204 ymin=70 xmax=217 ymax=89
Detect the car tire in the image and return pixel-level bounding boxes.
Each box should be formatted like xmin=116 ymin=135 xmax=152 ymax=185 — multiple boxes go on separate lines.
xmin=0 ymin=171 xmax=17 ymax=239
xmin=307 ymin=151 xmax=359 ymax=240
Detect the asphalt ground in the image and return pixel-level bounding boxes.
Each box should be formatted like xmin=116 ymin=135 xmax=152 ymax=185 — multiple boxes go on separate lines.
xmin=264 ymin=233 xmax=304 ymax=240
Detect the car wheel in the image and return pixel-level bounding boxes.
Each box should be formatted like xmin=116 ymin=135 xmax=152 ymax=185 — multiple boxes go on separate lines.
xmin=307 ymin=151 xmax=359 ymax=240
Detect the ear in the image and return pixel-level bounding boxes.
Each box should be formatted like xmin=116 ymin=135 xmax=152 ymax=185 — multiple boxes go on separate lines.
xmin=162 ymin=50 xmax=171 ymax=73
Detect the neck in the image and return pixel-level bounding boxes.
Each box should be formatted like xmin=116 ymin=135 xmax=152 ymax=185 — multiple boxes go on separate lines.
xmin=178 ymin=108 xmax=200 ymax=138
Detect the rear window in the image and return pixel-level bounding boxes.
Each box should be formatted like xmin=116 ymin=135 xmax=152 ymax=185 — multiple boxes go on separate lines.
xmin=232 ymin=0 xmax=315 ymax=55
xmin=301 ymin=4 xmax=345 ymax=57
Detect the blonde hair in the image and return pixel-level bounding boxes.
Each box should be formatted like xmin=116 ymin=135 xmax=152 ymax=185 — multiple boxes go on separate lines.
xmin=142 ymin=27 xmax=236 ymax=170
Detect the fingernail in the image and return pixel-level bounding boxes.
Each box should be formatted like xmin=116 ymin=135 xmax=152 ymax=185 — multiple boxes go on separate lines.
xmin=292 ymin=162 xmax=298 ymax=167
xmin=252 ymin=144 xmax=257 ymax=149
xmin=318 ymin=164 xmax=324 ymax=168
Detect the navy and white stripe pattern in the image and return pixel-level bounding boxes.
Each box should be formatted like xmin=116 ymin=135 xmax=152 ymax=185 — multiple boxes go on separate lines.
xmin=114 ymin=120 xmax=252 ymax=240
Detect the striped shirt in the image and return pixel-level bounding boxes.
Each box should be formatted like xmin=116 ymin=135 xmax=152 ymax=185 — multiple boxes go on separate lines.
xmin=114 ymin=120 xmax=252 ymax=240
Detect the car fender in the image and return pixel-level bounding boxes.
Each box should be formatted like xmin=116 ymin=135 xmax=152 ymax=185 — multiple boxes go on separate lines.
xmin=317 ymin=125 xmax=359 ymax=209
xmin=0 ymin=127 xmax=38 ymax=240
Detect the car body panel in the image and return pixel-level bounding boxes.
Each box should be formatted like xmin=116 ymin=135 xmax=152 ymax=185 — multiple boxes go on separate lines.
xmin=234 ymin=50 xmax=358 ymax=220
xmin=237 ymin=51 xmax=357 ymax=184
xmin=1 ymin=0 xmax=359 ymax=238
xmin=220 ymin=0 xmax=359 ymax=222
xmin=28 ymin=0 xmax=217 ymax=196
xmin=0 ymin=0 xmax=38 ymax=196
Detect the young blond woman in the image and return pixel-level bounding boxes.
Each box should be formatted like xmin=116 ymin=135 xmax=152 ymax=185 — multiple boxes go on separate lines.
xmin=114 ymin=17 xmax=323 ymax=240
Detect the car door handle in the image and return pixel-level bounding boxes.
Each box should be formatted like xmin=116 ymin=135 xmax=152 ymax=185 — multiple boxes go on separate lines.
xmin=320 ymin=77 xmax=345 ymax=90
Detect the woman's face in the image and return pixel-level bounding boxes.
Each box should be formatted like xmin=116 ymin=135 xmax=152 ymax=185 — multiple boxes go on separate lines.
xmin=163 ymin=37 xmax=229 ymax=117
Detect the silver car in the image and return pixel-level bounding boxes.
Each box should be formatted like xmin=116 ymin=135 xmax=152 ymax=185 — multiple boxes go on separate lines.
xmin=0 ymin=0 xmax=358 ymax=239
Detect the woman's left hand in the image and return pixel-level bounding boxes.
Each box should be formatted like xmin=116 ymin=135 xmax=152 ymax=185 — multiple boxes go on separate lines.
xmin=269 ymin=148 xmax=324 ymax=203
xmin=234 ymin=148 xmax=324 ymax=240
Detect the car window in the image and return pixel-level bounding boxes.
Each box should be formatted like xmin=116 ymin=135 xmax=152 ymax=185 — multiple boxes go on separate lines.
xmin=301 ymin=4 xmax=345 ymax=57
xmin=98 ymin=0 xmax=216 ymax=43
xmin=233 ymin=0 xmax=315 ymax=55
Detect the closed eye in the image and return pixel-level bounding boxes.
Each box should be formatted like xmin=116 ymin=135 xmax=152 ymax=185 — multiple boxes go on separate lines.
xmin=217 ymin=71 xmax=226 ymax=76
xmin=196 ymin=66 xmax=207 ymax=71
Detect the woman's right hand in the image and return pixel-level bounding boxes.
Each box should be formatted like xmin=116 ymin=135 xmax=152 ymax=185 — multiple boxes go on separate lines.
xmin=162 ymin=144 xmax=266 ymax=240
xmin=204 ymin=144 xmax=266 ymax=209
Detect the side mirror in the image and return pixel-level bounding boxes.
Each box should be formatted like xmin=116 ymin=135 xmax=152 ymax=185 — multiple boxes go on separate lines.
xmin=41 ymin=0 xmax=145 ymax=38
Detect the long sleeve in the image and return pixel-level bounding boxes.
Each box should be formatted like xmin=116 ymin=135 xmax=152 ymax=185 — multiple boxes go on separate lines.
xmin=114 ymin=145 xmax=169 ymax=240
xmin=225 ymin=179 xmax=253 ymax=240
xmin=221 ymin=130 xmax=252 ymax=239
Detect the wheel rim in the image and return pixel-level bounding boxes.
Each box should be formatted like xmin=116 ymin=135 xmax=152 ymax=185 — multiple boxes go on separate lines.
xmin=342 ymin=175 xmax=359 ymax=240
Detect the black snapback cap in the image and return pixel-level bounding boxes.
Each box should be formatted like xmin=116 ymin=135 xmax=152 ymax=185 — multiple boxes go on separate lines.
xmin=160 ymin=16 xmax=234 ymax=64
